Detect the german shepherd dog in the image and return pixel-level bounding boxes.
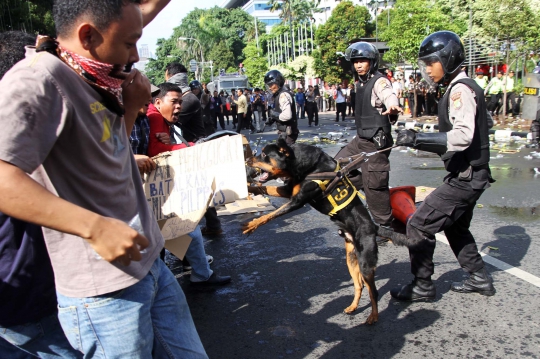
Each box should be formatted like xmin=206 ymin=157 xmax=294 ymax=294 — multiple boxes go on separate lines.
xmin=243 ymin=139 xmax=413 ymax=324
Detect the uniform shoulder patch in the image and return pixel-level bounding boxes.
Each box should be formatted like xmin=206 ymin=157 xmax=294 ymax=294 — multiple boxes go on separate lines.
xmin=451 ymin=91 xmax=462 ymax=109
xmin=377 ymin=78 xmax=390 ymax=89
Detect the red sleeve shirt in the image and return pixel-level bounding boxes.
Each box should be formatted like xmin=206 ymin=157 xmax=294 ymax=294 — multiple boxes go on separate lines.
xmin=147 ymin=104 xmax=189 ymax=157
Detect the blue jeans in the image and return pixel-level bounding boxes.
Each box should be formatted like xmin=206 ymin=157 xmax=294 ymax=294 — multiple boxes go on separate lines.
xmin=0 ymin=313 xmax=81 ymax=358
xmin=56 ymin=259 xmax=207 ymax=359
xmin=186 ymin=226 xmax=213 ymax=282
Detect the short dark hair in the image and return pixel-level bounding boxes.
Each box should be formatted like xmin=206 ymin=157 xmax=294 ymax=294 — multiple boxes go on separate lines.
xmin=156 ymin=82 xmax=182 ymax=99
xmin=165 ymin=62 xmax=187 ymax=76
xmin=53 ymin=0 xmax=141 ymax=37
xmin=0 ymin=31 xmax=36 ymax=79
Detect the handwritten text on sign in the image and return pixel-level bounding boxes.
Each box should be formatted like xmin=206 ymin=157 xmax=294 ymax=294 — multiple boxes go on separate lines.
xmin=144 ymin=135 xmax=248 ymax=227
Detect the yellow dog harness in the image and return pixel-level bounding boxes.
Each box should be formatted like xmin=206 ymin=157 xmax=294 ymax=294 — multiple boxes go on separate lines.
xmin=311 ymin=163 xmax=359 ymax=216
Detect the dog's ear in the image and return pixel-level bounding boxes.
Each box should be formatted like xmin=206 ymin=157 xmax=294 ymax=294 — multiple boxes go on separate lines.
xmin=276 ymin=138 xmax=293 ymax=157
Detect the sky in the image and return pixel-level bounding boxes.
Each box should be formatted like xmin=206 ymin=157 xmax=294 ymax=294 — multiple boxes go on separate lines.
xmin=139 ymin=0 xmax=224 ymax=56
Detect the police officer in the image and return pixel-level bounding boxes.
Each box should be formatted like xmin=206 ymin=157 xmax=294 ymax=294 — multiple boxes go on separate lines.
xmin=485 ymin=70 xmax=504 ymax=115
xmin=334 ymin=42 xmax=401 ymax=231
xmin=392 ymin=31 xmax=496 ymax=301
xmin=264 ymin=70 xmax=299 ymax=145
xmin=474 ymin=70 xmax=488 ymax=90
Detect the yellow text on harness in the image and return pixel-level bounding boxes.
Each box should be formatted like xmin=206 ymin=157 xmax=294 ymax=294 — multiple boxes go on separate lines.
xmin=312 ymin=174 xmax=358 ymax=216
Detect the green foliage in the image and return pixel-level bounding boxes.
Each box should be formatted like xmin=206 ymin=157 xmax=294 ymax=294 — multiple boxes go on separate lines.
xmin=474 ymin=0 xmax=539 ymax=48
xmin=0 ymin=0 xmax=55 ymax=35
xmin=314 ymin=1 xmax=371 ymax=84
xmin=145 ymin=6 xmax=266 ymax=84
xmin=268 ymin=0 xmax=322 ymax=25
xmin=242 ymin=41 xmax=269 ymax=88
xmin=380 ymin=0 xmax=461 ymax=66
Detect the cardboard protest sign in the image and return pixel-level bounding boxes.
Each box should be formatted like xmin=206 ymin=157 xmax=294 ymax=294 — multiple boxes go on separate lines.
xmin=144 ymin=135 xmax=248 ymax=258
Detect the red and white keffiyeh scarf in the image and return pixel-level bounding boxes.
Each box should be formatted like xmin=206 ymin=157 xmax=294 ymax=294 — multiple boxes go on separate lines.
xmin=57 ymin=45 xmax=124 ymax=103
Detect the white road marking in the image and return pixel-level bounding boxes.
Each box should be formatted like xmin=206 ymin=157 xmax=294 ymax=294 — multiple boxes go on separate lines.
xmin=435 ymin=233 xmax=540 ymax=288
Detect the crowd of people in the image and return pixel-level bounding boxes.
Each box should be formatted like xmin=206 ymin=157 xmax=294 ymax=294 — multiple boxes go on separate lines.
xmin=0 ymin=0 xmax=499 ymax=356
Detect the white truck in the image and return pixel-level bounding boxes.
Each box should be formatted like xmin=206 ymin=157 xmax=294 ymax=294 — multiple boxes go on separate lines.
xmin=207 ymin=72 xmax=249 ymax=94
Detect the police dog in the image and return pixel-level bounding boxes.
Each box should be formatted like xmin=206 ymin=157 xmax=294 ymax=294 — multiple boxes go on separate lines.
xmin=243 ymin=139 xmax=413 ymax=324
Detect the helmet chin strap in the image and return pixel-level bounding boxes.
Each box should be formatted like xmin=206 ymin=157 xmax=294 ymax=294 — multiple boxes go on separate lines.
xmin=440 ymin=67 xmax=461 ymax=86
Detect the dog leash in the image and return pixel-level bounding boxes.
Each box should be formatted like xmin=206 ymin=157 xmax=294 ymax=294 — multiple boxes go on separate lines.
xmin=308 ymin=145 xmax=398 ymax=198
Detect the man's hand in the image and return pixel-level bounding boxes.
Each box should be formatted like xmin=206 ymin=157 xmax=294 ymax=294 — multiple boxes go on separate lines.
xmin=139 ymin=0 xmax=171 ymax=27
xmin=155 ymin=132 xmax=171 ymax=145
xmin=396 ymin=129 xmax=417 ymax=147
xmin=86 ymin=216 xmax=149 ymax=266
xmin=134 ymin=154 xmax=156 ymax=175
xmin=382 ymin=105 xmax=403 ymax=115
xmin=122 ymin=70 xmax=151 ymax=135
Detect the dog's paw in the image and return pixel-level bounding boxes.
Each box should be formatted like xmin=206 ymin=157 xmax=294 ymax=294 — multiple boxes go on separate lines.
xmin=364 ymin=312 xmax=378 ymax=325
xmin=343 ymin=305 xmax=357 ymax=314
xmin=241 ymin=220 xmax=259 ymax=234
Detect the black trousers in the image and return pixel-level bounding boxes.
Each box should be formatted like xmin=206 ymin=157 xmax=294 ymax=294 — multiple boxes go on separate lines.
xmin=334 ymin=136 xmax=393 ymax=226
xmin=305 ymin=101 xmax=318 ymax=126
xmin=232 ymin=106 xmax=238 ymax=126
xmin=211 ymin=111 xmax=225 ymax=130
xmin=416 ymin=95 xmax=425 ymax=115
xmin=408 ymin=94 xmax=415 ymax=116
xmin=406 ymin=175 xmax=488 ymax=279
xmin=204 ymin=207 xmax=221 ymax=230
xmin=236 ymin=113 xmax=254 ymax=133
xmin=335 ymin=102 xmax=346 ymax=121
xmin=426 ymin=93 xmax=437 ymax=115
xmin=487 ymin=93 xmax=501 ymax=113
xmin=506 ymin=92 xmax=518 ymax=115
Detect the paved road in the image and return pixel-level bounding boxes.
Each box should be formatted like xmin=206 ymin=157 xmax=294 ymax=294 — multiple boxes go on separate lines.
xmin=173 ymin=112 xmax=540 ymax=359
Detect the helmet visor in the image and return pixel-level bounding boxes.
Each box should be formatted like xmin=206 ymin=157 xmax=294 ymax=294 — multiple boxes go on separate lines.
xmin=418 ymin=54 xmax=441 ymax=87
xmin=265 ymin=80 xmax=279 ymax=91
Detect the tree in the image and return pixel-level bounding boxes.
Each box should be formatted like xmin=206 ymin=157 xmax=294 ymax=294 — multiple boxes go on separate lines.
xmin=286 ymin=55 xmax=317 ymax=86
xmin=0 ymin=0 xmax=55 ymax=35
xmin=380 ymin=0 xmax=460 ymax=66
xmin=145 ymin=6 xmax=266 ymax=84
xmin=473 ymin=0 xmax=540 ymax=116
xmin=314 ymin=1 xmax=372 ymax=84
xmin=242 ymin=41 xmax=269 ymax=88
xmin=380 ymin=0 xmax=459 ymax=117
xmin=268 ymin=0 xmax=321 ymax=60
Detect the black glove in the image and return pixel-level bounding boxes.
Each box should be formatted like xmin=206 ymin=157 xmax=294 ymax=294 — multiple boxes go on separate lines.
xmin=269 ymin=109 xmax=281 ymax=121
xmin=396 ymin=129 xmax=417 ymax=147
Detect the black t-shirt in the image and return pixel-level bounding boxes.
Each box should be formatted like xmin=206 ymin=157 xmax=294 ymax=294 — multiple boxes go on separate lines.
xmin=176 ymin=91 xmax=206 ymax=142
xmin=0 ymin=214 xmax=57 ymax=326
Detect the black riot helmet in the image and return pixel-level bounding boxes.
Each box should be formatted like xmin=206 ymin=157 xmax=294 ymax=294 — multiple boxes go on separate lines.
xmin=344 ymin=42 xmax=380 ymax=78
xmin=264 ymin=70 xmax=285 ymax=89
xmin=189 ymin=80 xmax=202 ymax=91
xmin=418 ymin=31 xmax=465 ymax=86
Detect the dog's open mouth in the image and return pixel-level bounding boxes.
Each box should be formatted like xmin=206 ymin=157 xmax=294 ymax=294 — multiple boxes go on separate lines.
xmin=257 ymin=171 xmax=270 ymax=182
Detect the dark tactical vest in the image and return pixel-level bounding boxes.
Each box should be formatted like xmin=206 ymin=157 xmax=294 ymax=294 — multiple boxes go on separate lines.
xmin=273 ymin=87 xmax=298 ymax=133
xmin=355 ymin=73 xmax=392 ymax=139
xmin=438 ymin=78 xmax=490 ymax=173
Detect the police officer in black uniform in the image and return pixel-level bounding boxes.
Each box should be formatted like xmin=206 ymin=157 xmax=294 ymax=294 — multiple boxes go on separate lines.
xmin=264 ymin=70 xmax=299 ymax=145
xmin=392 ymin=31 xmax=496 ymax=301
xmin=335 ymin=42 xmax=402 ymax=230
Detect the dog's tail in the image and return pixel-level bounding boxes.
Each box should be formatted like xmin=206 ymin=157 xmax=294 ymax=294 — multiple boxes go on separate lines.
xmin=376 ymin=226 xmax=422 ymax=247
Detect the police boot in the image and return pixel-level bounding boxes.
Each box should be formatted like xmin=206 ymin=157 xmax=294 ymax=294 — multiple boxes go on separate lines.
xmin=390 ymin=277 xmax=436 ymax=302
xmin=450 ymin=267 xmax=496 ymax=296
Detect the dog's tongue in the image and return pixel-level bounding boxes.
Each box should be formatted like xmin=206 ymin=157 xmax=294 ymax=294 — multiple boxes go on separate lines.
xmin=258 ymin=172 xmax=269 ymax=182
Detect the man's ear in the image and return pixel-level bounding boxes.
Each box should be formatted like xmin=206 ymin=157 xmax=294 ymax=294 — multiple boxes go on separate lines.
xmin=154 ymin=97 xmax=162 ymax=108
xmin=77 ymin=24 xmax=101 ymax=51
